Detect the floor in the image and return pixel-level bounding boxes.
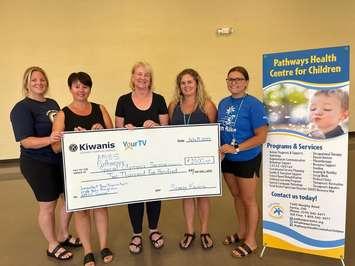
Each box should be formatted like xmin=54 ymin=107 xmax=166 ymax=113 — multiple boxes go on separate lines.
xmin=0 ymin=139 xmax=354 ymax=266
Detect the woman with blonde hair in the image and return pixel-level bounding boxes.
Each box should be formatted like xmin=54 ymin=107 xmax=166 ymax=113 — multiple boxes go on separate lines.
xmin=168 ymin=68 xmax=217 ymax=249
xmin=10 ymin=66 xmax=80 ymax=261
xmin=115 ymin=62 xmax=169 ymax=254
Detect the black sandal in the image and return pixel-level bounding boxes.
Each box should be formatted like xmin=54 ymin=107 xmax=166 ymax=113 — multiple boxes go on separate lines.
xmin=149 ymin=231 xmax=164 ymax=249
xmin=179 ymin=233 xmax=195 ymax=249
xmin=129 ymin=235 xmax=143 ymax=254
xmin=223 ymin=233 xmax=243 ymax=245
xmin=83 ymin=252 xmax=95 ymax=265
xmin=59 ymin=234 xmax=82 ymax=248
xmin=46 ymin=244 xmax=73 ymax=261
xmin=200 ymin=233 xmax=213 ymax=249
xmin=232 ymin=243 xmax=255 ymax=258
xmin=100 ymin=248 xmax=113 ymax=263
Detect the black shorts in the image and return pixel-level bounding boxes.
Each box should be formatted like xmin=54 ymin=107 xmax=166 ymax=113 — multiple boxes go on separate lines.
xmin=221 ymin=153 xmax=262 ymax=178
xmin=20 ymin=156 xmax=64 ymax=202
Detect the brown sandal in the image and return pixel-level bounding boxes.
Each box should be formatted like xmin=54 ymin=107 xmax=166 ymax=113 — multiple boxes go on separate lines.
xmin=129 ymin=235 xmax=143 ymax=254
xmin=149 ymin=231 xmax=164 ymax=249
xmin=179 ymin=233 xmax=195 ymax=249
xmin=200 ymin=233 xmax=213 ymax=249
xmin=232 ymin=243 xmax=255 ymax=258
xmin=223 ymin=233 xmax=243 ymax=245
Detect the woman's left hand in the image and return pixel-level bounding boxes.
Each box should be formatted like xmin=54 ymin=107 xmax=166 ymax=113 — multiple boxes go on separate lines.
xmin=143 ymin=120 xmax=158 ymax=128
xmin=91 ymin=123 xmax=104 ymax=130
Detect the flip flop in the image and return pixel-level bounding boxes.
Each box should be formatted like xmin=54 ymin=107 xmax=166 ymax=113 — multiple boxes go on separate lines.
xmin=179 ymin=233 xmax=195 ymax=249
xmin=129 ymin=235 xmax=143 ymax=254
xmin=149 ymin=231 xmax=164 ymax=249
xmin=200 ymin=233 xmax=213 ymax=249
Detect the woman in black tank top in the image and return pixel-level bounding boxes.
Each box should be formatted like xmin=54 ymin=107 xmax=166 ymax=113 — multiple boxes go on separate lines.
xmin=168 ymin=68 xmax=217 ymax=250
xmin=52 ymin=72 xmax=114 ymax=266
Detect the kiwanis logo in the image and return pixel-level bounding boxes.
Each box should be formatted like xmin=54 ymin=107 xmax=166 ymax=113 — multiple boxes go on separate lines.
xmin=68 ymin=142 xmax=115 ymax=152
xmin=268 ymin=204 xmax=284 ymax=219
xmin=69 ymin=144 xmax=78 ymax=152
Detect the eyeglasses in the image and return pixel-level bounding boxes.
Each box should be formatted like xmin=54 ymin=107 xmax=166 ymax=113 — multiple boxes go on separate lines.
xmin=226 ymin=77 xmax=245 ymax=83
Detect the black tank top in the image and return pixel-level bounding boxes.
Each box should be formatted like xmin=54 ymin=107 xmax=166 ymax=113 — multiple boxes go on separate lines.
xmin=171 ymin=103 xmax=209 ymax=125
xmin=63 ymin=102 xmax=105 ymax=131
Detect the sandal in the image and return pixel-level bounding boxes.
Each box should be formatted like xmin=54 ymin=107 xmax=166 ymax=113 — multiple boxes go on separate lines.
xmin=149 ymin=231 xmax=164 ymax=249
xmin=100 ymin=248 xmax=113 ymax=264
xmin=179 ymin=233 xmax=195 ymax=249
xmin=83 ymin=252 xmax=95 ymax=266
xmin=232 ymin=243 xmax=255 ymax=258
xmin=59 ymin=234 xmax=82 ymax=248
xmin=200 ymin=233 xmax=213 ymax=249
xmin=223 ymin=233 xmax=243 ymax=245
xmin=129 ymin=235 xmax=143 ymax=254
xmin=46 ymin=244 xmax=73 ymax=261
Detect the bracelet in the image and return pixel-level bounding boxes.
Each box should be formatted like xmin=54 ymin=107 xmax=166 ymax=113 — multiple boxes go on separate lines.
xmin=233 ymin=143 xmax=239 ymax=154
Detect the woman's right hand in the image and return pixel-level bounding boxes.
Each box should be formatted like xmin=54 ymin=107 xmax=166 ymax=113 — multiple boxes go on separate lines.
xmin=49 ymin=131 xmax=63 ymax=144
xmin=220 ymin=144 xmax=236 ymax=154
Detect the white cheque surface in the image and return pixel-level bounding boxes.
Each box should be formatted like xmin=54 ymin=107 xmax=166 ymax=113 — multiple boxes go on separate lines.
xmin=62 ymin=124 xmax=221 ymax=211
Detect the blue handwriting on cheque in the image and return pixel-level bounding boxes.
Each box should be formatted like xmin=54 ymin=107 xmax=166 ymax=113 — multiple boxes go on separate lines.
xmin=80 ymin=183 xmax=126 ymax=198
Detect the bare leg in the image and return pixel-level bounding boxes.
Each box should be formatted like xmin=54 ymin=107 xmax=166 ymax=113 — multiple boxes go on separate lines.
xmin=94 ymin=207 xmax=112 ymax=263
xmin=183 ymin=198 xmax=195 ymax=234
xmin=179 ymin=198 xmax=195 ymax=248
xmin=38 ymin=200 xmax=72 ymax=259
xmin=223 ymin=173 xmax=246 ymax=238
xmin=236 ymin=176 xmax=258 ymax=250
xmin=197 ymin=197 xmax=210 ymax=234
xmin=74 ymin=210 xmax=93 ymax=256
xmin=56 ymin=195 xmax=73 ymax=242
xmin=93 ymin=208 xmax=109 ymax=249
xmin=197 ymin=197 xmax=213 ymax=248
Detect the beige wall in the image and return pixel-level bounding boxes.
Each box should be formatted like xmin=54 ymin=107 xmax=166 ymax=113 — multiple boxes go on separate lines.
xmin=1 ymin=0 xmax=354 ymax=159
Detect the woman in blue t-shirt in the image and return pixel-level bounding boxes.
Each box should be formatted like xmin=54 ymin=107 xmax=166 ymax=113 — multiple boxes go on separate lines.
xmin=10 ymin=66 xmax=81 ymax=261
xmin=218 ymin=66 xmax=268 ymax=258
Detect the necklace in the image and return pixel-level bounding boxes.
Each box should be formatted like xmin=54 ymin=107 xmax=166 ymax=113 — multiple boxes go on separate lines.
xmin=230 ymin=95 xmax=246 ymax=145
xmin=183 ymin=113 xmax=192 ymax=125
xmin=180 ymin=100 xmax=195 ymax=125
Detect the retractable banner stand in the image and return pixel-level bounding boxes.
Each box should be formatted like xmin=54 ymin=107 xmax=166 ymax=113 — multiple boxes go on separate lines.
xmin=262 ymin=46 xmax=349 ymax=263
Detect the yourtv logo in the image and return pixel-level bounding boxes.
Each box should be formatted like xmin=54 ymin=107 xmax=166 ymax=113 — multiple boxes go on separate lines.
xmin=123 ymin=139 xmax=147 ymax=150
xmin=68 ymin=142 xmax=115 ymax=152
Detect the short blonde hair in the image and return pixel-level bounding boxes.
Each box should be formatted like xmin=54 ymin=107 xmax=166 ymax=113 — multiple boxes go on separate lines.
xmin=22 ymin=66 xmax=49 ymax=95
xmin=173 ymin=68 xmax=210 ymax=112
xmin=129 ymin=61 xmax=154 ymax=90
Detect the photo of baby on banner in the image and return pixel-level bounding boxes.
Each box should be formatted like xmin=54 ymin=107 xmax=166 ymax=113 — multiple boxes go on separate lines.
xmin=308 ymin=89 xmax=349 ymax=139
xmin=263 ymin=83 xmax=349 ymax=139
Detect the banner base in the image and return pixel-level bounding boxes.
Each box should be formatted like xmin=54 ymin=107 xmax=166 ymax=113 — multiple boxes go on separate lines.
xmin=259 ymin=245 xmax=346 ymax=266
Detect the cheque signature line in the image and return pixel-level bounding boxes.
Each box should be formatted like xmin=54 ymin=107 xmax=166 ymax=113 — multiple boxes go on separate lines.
xmin=82 ymin=170 xmax=188 ymax=183
xmin=169 ymin=186 xmax=216 ymax=192
xmin=91 ymin=163 xmax=183 ymax=174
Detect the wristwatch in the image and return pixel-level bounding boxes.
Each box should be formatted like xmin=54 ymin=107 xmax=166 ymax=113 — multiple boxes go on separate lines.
xmin=233 ymin=143 xmax=239 ymax=154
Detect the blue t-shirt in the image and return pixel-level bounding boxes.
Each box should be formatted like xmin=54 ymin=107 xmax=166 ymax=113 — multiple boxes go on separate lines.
xmin=10 ymin=97 xmax=61 ymax=164
xmin=218 ymin=94 xmax=268 ymax=161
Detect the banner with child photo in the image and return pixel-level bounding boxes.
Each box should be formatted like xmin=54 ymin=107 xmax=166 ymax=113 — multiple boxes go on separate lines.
xmin=262 ymin=46 xmax=349 ymax=260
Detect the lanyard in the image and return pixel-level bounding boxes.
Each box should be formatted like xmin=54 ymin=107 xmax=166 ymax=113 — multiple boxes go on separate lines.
xmin=231 ymin=95 xmax=246 ymax=145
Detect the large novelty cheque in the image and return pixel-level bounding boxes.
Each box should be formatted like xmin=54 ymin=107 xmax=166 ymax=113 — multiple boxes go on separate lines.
xmin=62 ymin=124 xmax=221 ymax=211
